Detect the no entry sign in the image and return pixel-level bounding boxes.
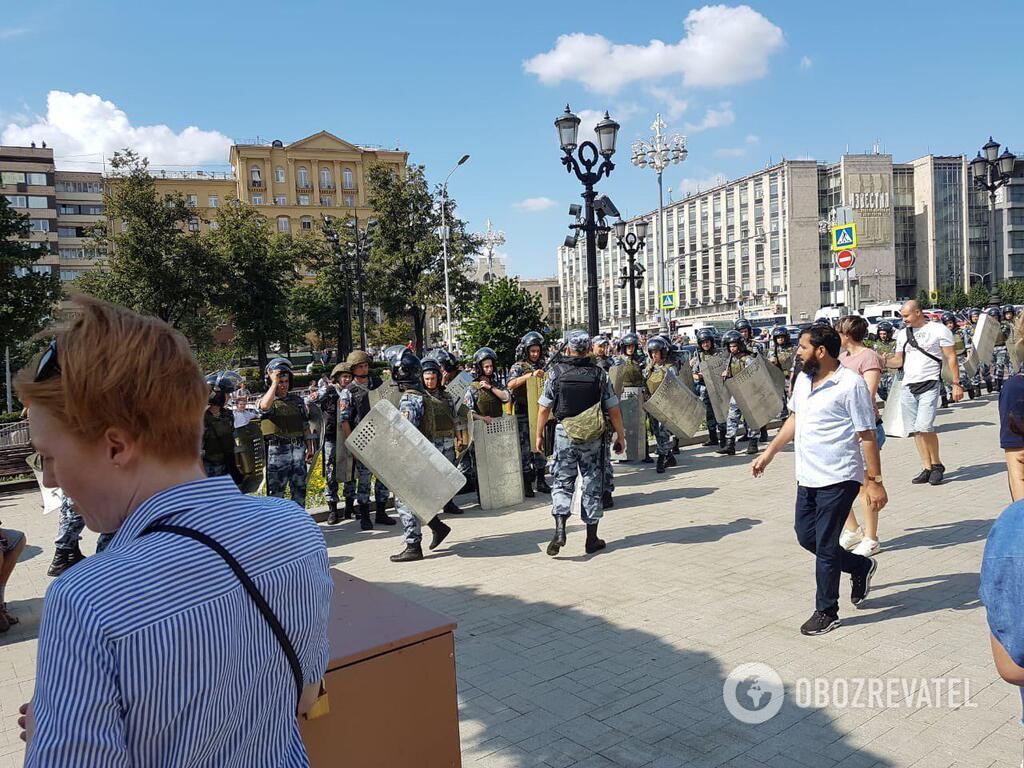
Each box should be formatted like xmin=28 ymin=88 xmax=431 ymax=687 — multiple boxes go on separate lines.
xmin=836 ymin=250 xmax=856 ymax=270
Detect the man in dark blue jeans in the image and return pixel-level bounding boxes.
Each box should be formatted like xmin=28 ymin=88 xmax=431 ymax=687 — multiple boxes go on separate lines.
xmin=753 ymin=325 xmax=888 ymax=635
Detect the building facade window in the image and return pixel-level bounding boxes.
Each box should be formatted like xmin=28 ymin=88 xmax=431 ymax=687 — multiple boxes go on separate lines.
xmin=27 ymin=172 xmax=48 ymax=186
xmin=320 ymin=168 xmax=333 ymax=188
xmin=343 ymin=195 xmax=354 ymax=208
xmin=1 ymin=171 xmax=25 ymax=185
xmin=250 ymin=166 xmax=262 ymax=183
xmin=60 ymin=269 xmax=81 ymax=281
xmin=274 ymin=195 xmax=287 ymax=206
xmin=343 ymin=168 xmax=354 ymax=189
xmin=27 ymin=196 xmax=48 ymax=208
xmin=58 ymin=226 xmax=78 ymax=238
xmin=186 ymin=194 xmax=198 ymax=207
xmin=300 ymin=217 xmax=312 ymax=230
xmin=208 ymin=195 xmax=219 ymax=208
xmin=298 ymin=194 xmax=310 ymax=206
xmin=275 ymin=166 xmax=285 ymax=183
xmin=297 ymin=166 xmax=310 ymax=188
xmin=30 ymin=219 xmax=51 ymax=233
xmin=56 ymin=179 xmax=103 ymax=193
xmin=188 ymin=217 xmax=200 ymax=232
xmin=277 ymin=216 xmax=290 ymax=232
xmin=321 ymin=195 xmax=332 ymax=207
xmin=252 ymin=193 xmax=263 ymax=205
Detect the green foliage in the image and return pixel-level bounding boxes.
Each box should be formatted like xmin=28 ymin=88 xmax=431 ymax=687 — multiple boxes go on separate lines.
xmin=193 ymin=342 xmax=246 ymax=375
xmin=997 ymin=279 xmax=1024 ymax=305
xmin=0 ymin=195 xmax=62 ymax=352
xmin=967 ymin=282 xmax=991 ymax=308
xmin=79 ymin=150 xmax=220 ymax=344
xmin=363 ymin=163 xmax=479 ymax=353
xmin=458 ymin=277 xmax=545 ymax=367
xmin=366 ymin=317 xmax=414 ymax=349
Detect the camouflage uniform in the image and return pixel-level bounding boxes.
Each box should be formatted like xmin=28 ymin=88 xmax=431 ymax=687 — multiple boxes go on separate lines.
xmin=593 ymin=354 xmax=618 ymax=493
xmin=201 ymin=407 xmax=236 ymax=480
xmin=259 ymin=392 xmax=310 ymax=508
xmin=692 ymin=349 xmax=724 ymax=442
xmin=943 ymin=330 xmax=971 ymax=401
xmin=310 ymin=382 xmax=344 ymax=504
xmin=54 ymin=496 xmax=114 ymax=552
xmin=539 ymin=364 xmax=619 ymax=525
xmin=767 ymin=343 xmax=793 ymax=418
xmin=644 ymin=360 xmax=674 ymax=458
xmin=508 ymin=360 xmax=547 ymax=479
xmin=963 ymin=324 xmax=993 ymax=392
xmin=339 ymin=379 xmax=390 ymax=505
xmin=993 ymin=321 xmax=1012 ymax=389
xmin=461 ymin=376 xmax=508 ymax=485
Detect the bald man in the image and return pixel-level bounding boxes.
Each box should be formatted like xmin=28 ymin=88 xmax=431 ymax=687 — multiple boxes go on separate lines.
xmin=885 ymin=300 xmax=962 ymax=485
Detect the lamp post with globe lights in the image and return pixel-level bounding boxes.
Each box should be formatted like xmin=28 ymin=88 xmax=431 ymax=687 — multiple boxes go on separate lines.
xmin=614 ymin=219 xmax=648 ymax=334
xmin=970 ymin=137 xmax=1016 ymax=289
xmin=555 ymin=105 xmax=620 ymax=336
xmin=632 ymin=114 xmax=687 ymax=334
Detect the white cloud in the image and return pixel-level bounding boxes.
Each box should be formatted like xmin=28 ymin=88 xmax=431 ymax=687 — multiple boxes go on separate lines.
xmin=523 ymin=5 xmax=785 ymax=94
xmin=745 ymin=133 xmax=760 ymax=144
xmin=684 ymin=103 xmax=735 ymax=133
xmin=678 ymin=173 xmax=728 ymax=196
xmin=646 ymin=86 xmax=688 ymax=119
xmin=714 ymin=147 xmax=746 ymax=158
xmin=1 ymin=91 xmax=233 ymax=170
xmin=0 ymin=27 xmax=28 ymax=40
xmin=799 ymin=55 xmax=813 ymax=70
xmin=514 ymin=197 xmax=558 ymax=212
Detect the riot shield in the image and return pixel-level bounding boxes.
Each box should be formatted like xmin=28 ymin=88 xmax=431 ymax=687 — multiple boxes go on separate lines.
xmin=368 ymin=380 xmax=401 ymax=408
xmin=699 ymin=353 xmax=732 ymax=425
xmin=724 ymin=357 xmax=784 ymax=431
xmin=335 ymin=404 xmax=355 ymax=485
xmin=445 ymin=371 xmax=474 ymax=407
xmin=608 ymin=364 xmax=625 ymax=395
xmin=964 ymin=313 xmax=999 ymax=378
xmin=881 ymin=372 xmax=910 ymax=438
xmin=233 ymin=420 xmax=266 ymax=494
xmin=766 ymin=362 xmax=787 ymax=397
xmin=345 ymin=400 xmax=465 ymax=523
xmin=31 ymin=465 xmax=64 ymax=515
xmin=526 ymin=373 xmax=546 ymax=454
xmin=305 ymin=403 xmax=326 ymax=486
xmin=643 ymin=369 xmax=704 ymax=437
xmin=611 ymin=387 xmax=647 ymax=461
xmin=470 ymin=414 xmax=524 ymax=510
xmin=674 ymin=354 xmax=696 ymax=394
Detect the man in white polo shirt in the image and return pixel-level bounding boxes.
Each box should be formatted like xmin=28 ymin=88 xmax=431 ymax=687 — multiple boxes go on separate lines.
xmin=752 ymin=324 xmax=887 ymax=636
xmin=885 ymin=300 xmax=962 ymax=485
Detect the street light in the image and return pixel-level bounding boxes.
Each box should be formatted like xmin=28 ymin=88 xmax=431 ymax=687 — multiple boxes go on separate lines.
xmin=321 ymin=214 xmax=353 ymax=357
xmin=972 ymin=137 xmax=1016 ymax=289
xmin=348 ymin=214 xmax=375 ymax=350
xmin=614 ymin=219 xmax=648 ymax=333
xmin=441 ymin=153 xmax=470 ymax=349
xmin=480 ymin=219 xmax=505 ymax=282
xmin=555 ymin=104 xmax=619 ymax=336
xmin=631 ymin=114 xmax=688 ymax=334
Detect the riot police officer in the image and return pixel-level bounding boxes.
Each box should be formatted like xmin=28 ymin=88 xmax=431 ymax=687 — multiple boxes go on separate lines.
xmin=507 ymin=331 xmax=552 ymax=497
xmin=693 ymin=328 xmax=725 ymax=449
xmin=425 ymin=347 xmax=461 ymax=386
xmin=592 ymin=335 xmax=615 ymax=371
xmin=645 ymin=336 xmax=677 ymax=474
xmin=990 ymin=306 xmax=1009 ymax=392
xmin=339 ymin=349 xmax=397 ymax=530
xmin=535 ymin=330 xmax=626 ymax=557
xmin=768 ymin=326 xmax=793 ymax=417
xmin=873 ymin=321 xmax=897 ymax=401
xmin=463 ymin=347 xmax=511 ymax=416
xmin=1003 ymin=306 xmax=1020 ymax=375
xmin=592 ymin=336 xmax=618 ymax=507
xmin=258 ymin=357 xmax=313 ymax=508
xmin=385 ymin=348 xmax=457 ymax=562
xmin=963 ymin=308 xmax=993 ymax=393
xmin=939 ymin=312 xmax=972 ymax=403
xmin=717 ymin=331 xmax=760 ymax=456
xmin=734 ymin=318 xmax=768 ymax=442
xmin=310 ymin=361 xmax=351 ymax=524
xmin=422 ymin=356 xmax=464 ymax=517
xmin=203 ymin=371 xmax=243 ymax=482
xmin=614 ymin=332 xmax=647 ymax=387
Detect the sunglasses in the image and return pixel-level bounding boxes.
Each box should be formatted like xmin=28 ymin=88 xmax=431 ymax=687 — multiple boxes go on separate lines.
xmin=35 ymin=340 xmax=60 ymax=382
xmin=26 ymin=452 xmax=43 ymax=473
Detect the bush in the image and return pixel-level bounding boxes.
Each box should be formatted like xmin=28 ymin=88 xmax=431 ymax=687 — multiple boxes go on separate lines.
xmin=0 ymin=411 xmax=25 ymax=425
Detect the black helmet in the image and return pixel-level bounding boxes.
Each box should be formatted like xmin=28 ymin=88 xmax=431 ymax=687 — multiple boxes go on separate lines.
xmin=424 ymin=347 xmax=458 ymax=373
xmin=941 ymin=311 xmax=957 ymax=326
xmin=876 ymin=320 xmax=893 ymax=335
xmin=206 ymin=370 xmax=242 ymax=404
xmin=517 ymin=330 xmax=545 ymax=361
xmin=734 ymin=318 xmax=753 ymax=333
xmin=969 ymin=307 xmax=981 ymax=321
xmin=1004 ymin=305 xmax=1016 ymax=318
xmin=812 ymin=317 xmax=832 ymax=328
xmin=987 ymin=306 xmax=1001 ymax=319
xmin=771 ymin=326 xmax=791 ymax=346
xmin=265 ymin=357 xmax=293 ymax=385
xmin=421 ymin=357 xmax=442 ymax=377
xmin=620 ymin=331 xmax=640 ymax=355
xmin=386 ymin=346 xmax=422 ymax=386
xmin=722 ymin=329 xmax=745 ymax=350
xmin=696 ymin=328 xmax=716 ymax=344
xmin=647 ymin=336 xmax=670 ymax=356
xmin=473 ymin=346 xmax=497 ymax=375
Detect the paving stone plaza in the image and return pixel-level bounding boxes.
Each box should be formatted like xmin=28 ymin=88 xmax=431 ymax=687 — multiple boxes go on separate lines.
xmin=0 ymin=395 xmax=1018 ymax=767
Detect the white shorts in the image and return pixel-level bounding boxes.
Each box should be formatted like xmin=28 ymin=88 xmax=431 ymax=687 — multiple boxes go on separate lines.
xmin=899 ymin=380 xmax=941 ymax=434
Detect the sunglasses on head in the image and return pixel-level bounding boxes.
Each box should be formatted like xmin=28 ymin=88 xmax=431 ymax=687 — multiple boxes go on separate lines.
xmin=35 ymin=340 xmax=60 ymax=382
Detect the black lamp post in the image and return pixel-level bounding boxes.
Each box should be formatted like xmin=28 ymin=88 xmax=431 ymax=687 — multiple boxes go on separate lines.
xmin=971 ymin=137 xmax=1016 ymax=288
xmin=321 ymin=214 xmax=352 ymax=358
xmin=555 ymin=105 xmax=620 ymax=336
xmin=348 ymin=214 xmax=374 ymax=350
xmin=614 ymin=219 xmax=648 ymax=333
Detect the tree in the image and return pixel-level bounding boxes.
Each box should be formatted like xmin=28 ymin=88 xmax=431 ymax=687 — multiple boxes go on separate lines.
xmin=458 ymin=277 xmax=545 ymax=368
xmin=290 ymin=279 xmax=338 ymax=351
xmin=967 ymin=282 xmax=991 ymax=309
xmin=78 ymin=149 xmax=220 ymax=344
xmin=363 ymin=163 xmax=479 ymax=354
xmin=206 ymin=201 xmax=301 ymax=371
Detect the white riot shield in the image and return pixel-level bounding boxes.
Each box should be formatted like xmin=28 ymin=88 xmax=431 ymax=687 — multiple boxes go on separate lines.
xmin=33 ymin=469 xmax=64 ymax=515
xmin=611 ymin=387 xmax=647 ymax=461
xmin=334 ymin=406 xmax=354 ymax=485
xmin=674 ymin=354 xmax=697 ymax=394
xmin=608 ymin=365 xmax=625 ymax=396
xmin=470 ymin=414 xmax=524 ymax=510
xmin=345 ymin=400 xmax=465 ymax=523
xmin=882 ymin=372 xmax=910 ymax=438
xmin=305 ymin=403 xmax=326 ymax=486
xmin=368 ymin=380 xmax=401 ymax=408
xmin=766 ymin=362 xmax=787 ymax=397
xmin=643 ymin=369 xmax=704 ymax=437
xmin=699 ymin=353 xmax=732 ymax=425
xmin=725 ymin=357 xmax=784 ymax=431
xmin=964 ymin=313 xmax=1000 ymax=378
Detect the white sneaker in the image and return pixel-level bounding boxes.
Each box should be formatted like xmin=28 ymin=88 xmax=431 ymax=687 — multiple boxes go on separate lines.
xmin=839 ymin=526 xmax=864 ymax=551
xmin=852 ymin=537 xmax=880 ymax=558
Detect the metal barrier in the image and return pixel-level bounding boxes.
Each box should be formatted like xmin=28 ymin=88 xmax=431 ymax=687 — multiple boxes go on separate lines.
xmin=0 ymin=421 xmax=30 ymax=447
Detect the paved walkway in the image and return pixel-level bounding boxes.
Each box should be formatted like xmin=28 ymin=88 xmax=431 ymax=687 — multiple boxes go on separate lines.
xmin=0 ymin=395 xmax=1018 ymax=767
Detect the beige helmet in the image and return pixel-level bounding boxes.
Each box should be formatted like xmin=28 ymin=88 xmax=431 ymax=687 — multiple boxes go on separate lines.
xmin=345 ymin=350 xmax=371 ymax=367
xmin=330 ymin=362 xmax=352 ymax=380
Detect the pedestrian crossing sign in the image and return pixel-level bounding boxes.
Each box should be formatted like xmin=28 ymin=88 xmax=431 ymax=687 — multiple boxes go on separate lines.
xmin=659 ymin=292 xmax=677 ymax=310
xmin=831 ymin=223 xmax=857 ymax=251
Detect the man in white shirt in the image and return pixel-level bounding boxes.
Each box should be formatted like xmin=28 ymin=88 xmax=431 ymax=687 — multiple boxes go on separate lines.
xmin=885 ymin=300 xmax=962 ymax=485
xmin=752 ymin=325 xmax=887 ymax=636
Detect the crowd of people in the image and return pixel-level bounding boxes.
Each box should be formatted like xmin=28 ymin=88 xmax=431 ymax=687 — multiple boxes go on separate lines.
xmin=7 ymin=294 xmax=1024 ymax=763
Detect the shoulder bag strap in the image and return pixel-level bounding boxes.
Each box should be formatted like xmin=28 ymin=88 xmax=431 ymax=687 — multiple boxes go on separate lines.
xmin=905 ymin=326 xmax=944 ymax=365
xmin=142 ymin=522 xmax=304 ymax=713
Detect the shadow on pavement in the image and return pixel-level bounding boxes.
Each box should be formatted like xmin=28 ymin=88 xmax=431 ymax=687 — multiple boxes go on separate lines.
xmin=881 ymin=519 xmax=993 ymax=552
xmin=842 ymin=572 xmax=981 ymax=626
xmin=380 ymin=580 xmax=891 ymax=767
xmin=935 ymin=420 xmax=995 ymax=433
xmin=944 ymin=462 xmax=1008 ymax=483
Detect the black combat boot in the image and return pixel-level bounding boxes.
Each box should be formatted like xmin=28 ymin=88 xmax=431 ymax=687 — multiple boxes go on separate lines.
xmin=760 ymin=426 xmax=769 ymax=442
xmin=327 ymin=501 xmax=341 ymax=525
xmin=718 ymin=426 xmax=727 ymax=450
xmin=702 ymin=431 xmax=718 ymax=447
xmin=426 ymin=516 xmax=452 ymax=550
xmin=546 ymin=516 xmax=568 ymax=556
xmin=940 ymin=390 xmax=949 ymax=408
xmin=656 ymin=454 xmax=666 ymax=473
xmin=534 ymin=472 xmax=551 ymax=494
xmin=716 ymin=438 xmax=736 ymax=456
xmin=47 ymin=546 xmax=81 ymax=577
xmin=746 ymin=439 xmax=759 ymax=455
xmin=986 ymin=380 xmax=993 ymax=394
xmin=523 ymin=472 xmax=535 ymax=498
xmin=343 ymin=498 xmax=354 ymax=520
xmin=443 ymin=499 xmax=463 ymax=515
xmin=601 ymin=491 xmax=614 ymax=509
xmin=358 ymin=503 xmax=374 ymax=531
xmin=585 ymin=523 xmax=606 ymax=554
xmin=665 ymin=452 xmax=677 ymax=468
xmin=390 ymin=543 xmax=424 ymax=562
xmin=672 ymin=437 xmax=680 ymax=454
xmin=375 ymin=500 xmax=397 ymax=525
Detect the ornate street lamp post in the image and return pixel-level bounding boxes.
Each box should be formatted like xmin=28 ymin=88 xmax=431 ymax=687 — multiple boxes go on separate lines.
xmin=614 ymin=219 xmax=649 ymax=333
xmin=970 ymin=137 xmax=1016 ymax=289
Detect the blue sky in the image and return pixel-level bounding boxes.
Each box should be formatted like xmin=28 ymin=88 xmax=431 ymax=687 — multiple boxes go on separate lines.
xmin=2 ymin=1 xmax=1022 ymax=278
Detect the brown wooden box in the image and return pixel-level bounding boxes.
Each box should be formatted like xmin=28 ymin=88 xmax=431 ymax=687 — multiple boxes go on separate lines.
xmin=300 ymin=570 xmax=461 ymax=767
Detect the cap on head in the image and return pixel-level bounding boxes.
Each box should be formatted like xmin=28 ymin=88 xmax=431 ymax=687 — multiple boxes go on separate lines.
xmin=565 ymin=329 xmax=591 ymax=353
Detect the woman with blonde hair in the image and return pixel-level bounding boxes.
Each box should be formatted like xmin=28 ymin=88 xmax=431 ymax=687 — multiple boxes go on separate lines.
xmin=16 ymin=295 xmax=330 ymax=765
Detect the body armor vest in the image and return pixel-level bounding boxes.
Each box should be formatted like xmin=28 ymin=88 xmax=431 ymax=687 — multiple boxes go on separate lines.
xmin=472 ymin=381 xmax=505 ymax=418
xmin=512 ymin=361 xmax=535 ymax=414
xmin=726 ymin=353 xmax=752 ymax=378
xmin=771 ymin=347 xmax=793 ymax=373
xmin=263 ymin=395 xmax=305 ymax=437
xmin=645 ymin=363 xmax=669 ymax=396
xmin=203 ymin=408 xmax=236 ymax=464
xmin=620 ymin=358 xmax=644 ymax=387
xmin=552 ymin=359 xmax=603 ymax=421
xmin=421 ymin=390 xmax=455 ymax=440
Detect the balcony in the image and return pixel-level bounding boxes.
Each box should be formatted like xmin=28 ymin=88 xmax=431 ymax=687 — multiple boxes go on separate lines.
xmin=319 ymin=184 xmax=335 ymax=192
xmin=249 ymin=179 xmax=265 ymax=190
xmin=296 ymin=185 xmax=313 ymax=194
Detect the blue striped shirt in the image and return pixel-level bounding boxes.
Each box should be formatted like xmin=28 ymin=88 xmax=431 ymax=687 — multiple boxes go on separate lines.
xmin=27 ymin=476 xmax=332 ymax=767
